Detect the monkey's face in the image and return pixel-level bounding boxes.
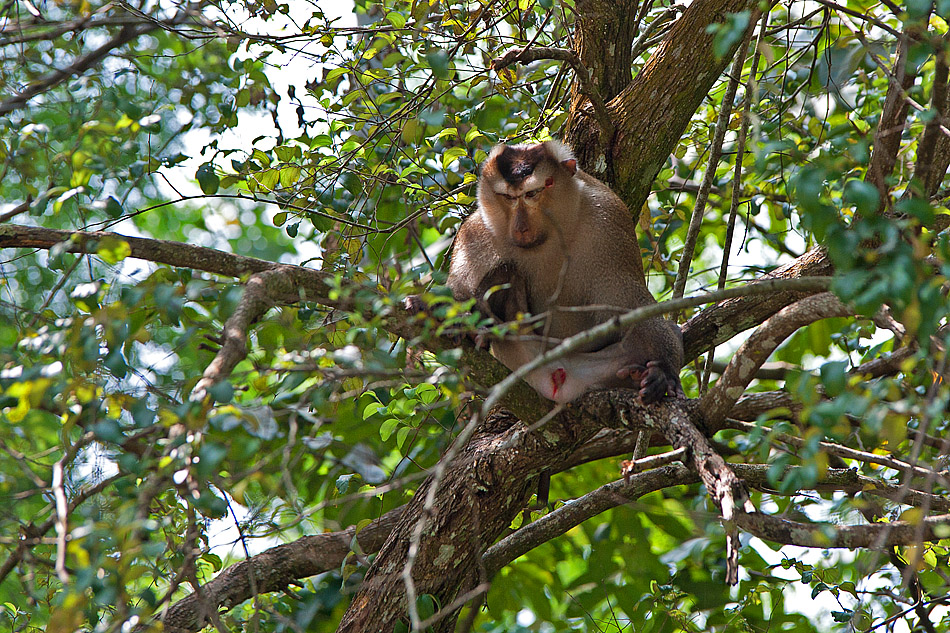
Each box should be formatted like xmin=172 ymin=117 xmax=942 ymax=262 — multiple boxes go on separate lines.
xmin=481 ymin=144 xmax=572 ymax=251
xmin=490 ymin=167 xmax=556 ymax=249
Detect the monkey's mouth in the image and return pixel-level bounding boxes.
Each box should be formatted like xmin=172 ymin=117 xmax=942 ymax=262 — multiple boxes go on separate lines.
xmin=512 ymin=232 xmax=547 ymax=249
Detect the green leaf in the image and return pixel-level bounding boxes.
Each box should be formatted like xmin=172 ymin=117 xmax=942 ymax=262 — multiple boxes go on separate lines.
xmin=362 ymin=401 xmax=384 ymax=420
xmin=842 ymin=179 xmax=879 ymax=215
xmin=335 ymin=473 xmax=359 ymax=494
xmin=707 ymin=11 xmax=750 ymax=60
xmin=97 ymin=235 xmax=132 ymax=264
xmin=380 ymin=418 xmax=399 ymax=441
xmin=425 ymin=49 xmax=450 ymax=79
xmin=104 ymin=196 xmax=124 ymax=218
xmin=831 ymin=610 xmax=853 ymax=623
xmin=441 ymin=146 xmax=467 ymax=170
xmin=396 ymin=426 xmax=411 ymax=449
xmin=895 ymin=197 xmax=934 ymax=224
xmin=819 ymin=361 xmax=847 ymax=397
xmin=386 ymin=11 xmax=406 ymax=28
xmin=206 ymin=381 xmax=234 ymax=403
xmin=196 ymin=163 xmax=220 ymax=195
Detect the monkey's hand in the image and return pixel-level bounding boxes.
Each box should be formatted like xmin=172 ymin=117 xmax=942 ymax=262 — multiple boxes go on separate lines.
xmin=403 ymin=294 xmax=426 ymax=315
xmin=617 ymin=360 xmax=683 ymax=404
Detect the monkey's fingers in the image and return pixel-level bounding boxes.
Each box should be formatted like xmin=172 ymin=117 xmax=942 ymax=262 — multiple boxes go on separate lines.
xmin=472 ymin=332 xmax=491 ymax=350
xmin=638 ymin=361 xmax=669 ymax=404
xmin=617 ymin=364 xmax=647 ymax=381
xmin=403 ymin=295 xmax=426 ymax=315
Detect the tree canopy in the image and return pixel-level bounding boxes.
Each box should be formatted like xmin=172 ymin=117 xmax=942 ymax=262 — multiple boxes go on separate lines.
xmin=1 ymin=0 xmax=949 ymax=631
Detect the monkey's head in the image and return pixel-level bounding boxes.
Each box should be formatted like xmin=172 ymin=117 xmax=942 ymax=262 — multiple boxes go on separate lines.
xmin=478 ymin=141 xmax=579 ymax=250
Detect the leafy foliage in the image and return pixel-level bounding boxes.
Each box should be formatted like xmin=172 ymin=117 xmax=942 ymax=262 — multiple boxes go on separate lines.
xmin=0 ymin=0 xmax=949 ymax=632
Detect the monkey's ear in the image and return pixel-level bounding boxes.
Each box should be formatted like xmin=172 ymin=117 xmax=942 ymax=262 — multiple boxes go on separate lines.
xmin=561 ymin=159 xmax=577 ymax=175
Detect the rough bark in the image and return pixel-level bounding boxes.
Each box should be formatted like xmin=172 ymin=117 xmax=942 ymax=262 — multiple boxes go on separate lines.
xmin=0 ymin=224 xmax=325 ymax=291
xmin=335 ymin=391 xmax=709 ymax=632
xmin=565 ymin=0 xmax=759 ymax=207
xmin=563 ymin=0 xmax=639 ymax=152
xmin=921 ymin=34 xmax=950 ymax=198
xmin=336 ymin=409 xmax=539 ymax=633
xmin=681 ymin=246 xmax=834 ymax=360
xmin=160 ymin=510 xmax=406 ymax=633
xmin=700 ymin=293 xmax=852 ymax=425
xmin=865 ymin=35 xmax=916 ymax=212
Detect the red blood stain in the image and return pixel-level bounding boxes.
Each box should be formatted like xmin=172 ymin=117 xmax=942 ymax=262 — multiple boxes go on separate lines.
xmin=551 ymin=367 xmax=566 ymax=398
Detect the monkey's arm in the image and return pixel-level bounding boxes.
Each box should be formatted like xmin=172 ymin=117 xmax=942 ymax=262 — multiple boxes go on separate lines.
xmin=446 ymin=216 xmax=502 ymax=301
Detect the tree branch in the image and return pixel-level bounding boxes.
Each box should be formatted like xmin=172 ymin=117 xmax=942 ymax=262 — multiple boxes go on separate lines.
xmin=483 ymin=463 xmax=694 ymax=574
xmin=681 ymin=247 xmax=834 ymax=360
xmin=916 ymin=32 xmax=950 ymax=198
xmin=733 ymin=511 xmax=950 ymax=549
xmin=191 ymin=267 xmax=318 ymax=400
xmin=159 ymin=430 xmax=950 ymax=633
xmin=492 ymin=46 xmax=614 ymax=139
xmin=701 ymin=292 xmax=853 ymax=424
xmin=725 ymin=419 xmax=950 ymax=485
xmin=673 ymin=14 xmax=757 ymax=299
xmin=482 ymin=277 xmax=832 ymax=417
xmin=0 ymin=224 xmax=335 ymax=304
xmin=864 ymin=30 xmax=916 ymax=212
xmin=159 ymin=508 xmax=406 ymax=633
xmin=1 ymin=22 xmax=151 ymax=116
xmin=0 ymin=13 xmax=143 ymax=46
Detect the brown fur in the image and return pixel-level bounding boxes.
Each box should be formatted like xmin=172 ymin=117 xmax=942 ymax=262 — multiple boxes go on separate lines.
xmin=448 ymin=141 xmax=683 ymax=403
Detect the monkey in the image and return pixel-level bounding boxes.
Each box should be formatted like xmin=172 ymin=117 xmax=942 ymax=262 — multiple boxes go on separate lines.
xmin=446 ymin=140 xmax=684 ymax=404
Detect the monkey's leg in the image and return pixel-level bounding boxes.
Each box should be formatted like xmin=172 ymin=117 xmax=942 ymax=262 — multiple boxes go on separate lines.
xmin=615 ymin=319 xmax=685 ymax=403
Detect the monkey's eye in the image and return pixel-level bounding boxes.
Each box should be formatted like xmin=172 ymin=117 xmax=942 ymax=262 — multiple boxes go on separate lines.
xmin=500 ymin=193 xmax=518 ymax=201
xmin=524 ymin=187 xmax=544 ymax=199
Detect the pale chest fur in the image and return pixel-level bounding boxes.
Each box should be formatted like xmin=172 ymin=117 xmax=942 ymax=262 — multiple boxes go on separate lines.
xmin=517 ymin=216 xmax=641 ymax=341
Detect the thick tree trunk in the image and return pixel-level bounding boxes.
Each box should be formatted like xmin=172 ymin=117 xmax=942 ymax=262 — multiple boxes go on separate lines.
xmin=335 ymin=392 xmax=705 ymax=633
xmin=564 ymin=0 xmax=638 ymax=146
xmin=336 ymin=409 xmax=592 ymax=633
xmin=565 ymin=0 xmax=758 ymax=210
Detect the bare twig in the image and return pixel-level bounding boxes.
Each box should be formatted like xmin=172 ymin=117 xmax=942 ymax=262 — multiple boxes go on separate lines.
xmin=157 ymin=508 xmax=406 ymax=632
xmin=621 ymin=447 xmax=686 ymax=476
xmin=673 ymin=11 xmax=758 ymax=299
xmin=724 ymin=419 xmax=950 ymax=484
xmin=0 ymin=23 xmax=153 ymax=115
xmin=702 ymin=11 xmax=769 ymax=391
xmin=191 ymin=267 xmax=304 ymax=400
xmin=51 ymin=460 xmax=70 ymax=584
xmin=0 ymin=197 xmax=32 ymax=223
xmin=484 ymin=463 xmax=692 ymax=574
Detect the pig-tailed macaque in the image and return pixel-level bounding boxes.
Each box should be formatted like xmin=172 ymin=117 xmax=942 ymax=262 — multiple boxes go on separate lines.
xmin=446 ymin=140 xmax=684 ymax=404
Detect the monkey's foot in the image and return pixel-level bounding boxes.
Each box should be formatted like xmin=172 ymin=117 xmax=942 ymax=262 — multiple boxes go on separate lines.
xmin=618 ymin=360 xmax=680 ymax=404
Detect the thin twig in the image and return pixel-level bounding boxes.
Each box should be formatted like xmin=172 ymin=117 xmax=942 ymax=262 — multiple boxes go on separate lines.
xmin=673 ymin=14 xmax=757 ymax=298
